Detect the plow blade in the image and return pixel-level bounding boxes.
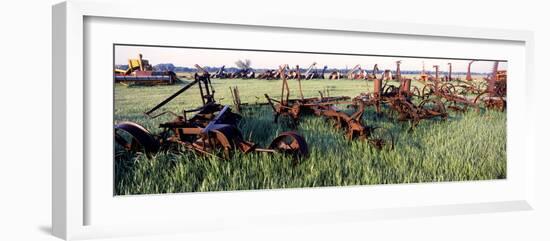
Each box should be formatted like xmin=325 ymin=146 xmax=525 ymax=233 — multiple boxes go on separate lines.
xmin=114 ymin=121 xmax=160 ymax=157
xmin=269 ymin=131 xmax=309 ymax=159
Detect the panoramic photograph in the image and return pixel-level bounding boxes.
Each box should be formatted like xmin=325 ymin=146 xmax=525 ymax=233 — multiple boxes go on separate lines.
xmin=113 ymin=44 xmax=507 ymax=195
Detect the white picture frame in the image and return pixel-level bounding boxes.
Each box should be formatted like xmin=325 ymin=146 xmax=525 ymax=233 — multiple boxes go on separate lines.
xmin=52 ymin=0 xmax=535 ymax=240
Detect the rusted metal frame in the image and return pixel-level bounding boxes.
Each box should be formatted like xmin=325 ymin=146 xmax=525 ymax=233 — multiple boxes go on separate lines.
xmin=447 ymin=63 xmax=452 ymax=81
xmin=229 ymin=87 xmax=237 ymax=107
xmin=290 ymin=95 xmax=347 ymax=105
xmin=384 ymin=97 xmax=421 ymax=124
xmin=433 ymin=65 xmax=440 ymax=82
xmin=199 ymin=76 xmax=213 ymax=104
xmin=277 ymin=64 xmax=290 ymax=106
xmin=118 ymin=65 xmax=310 ymax=162
xmin=296 ymin=65 xmax=305 ymax=100
xmin=395 ymin=61 xmax=402 ymax=81
xmin=423 ymin=82 xmax=480 ymax=112
xmin=144 ymin=70 xmax=216 ymax=118
xmin=383 ymin=95 xmax=446 ymax=127
xmin=235 ymin=87 xmax=241 ymax=107
xmin=372 ymin=78 xmax=383 ymax=113
xmin=144 ymin=78 xmax=199 ymax=116
xmin=300 ymin=100 xmax=351 ymax=108
xmin=439 ymin=92 xmax=479 ymax=112
xmin=346 ymin=64 xmax=361 ymax=79
xmin=371 ymin=64 xmax=379 ymax=80
xmin=197 ymin=78 xmax=206 ymax=105
xmin=417 ymin=99 xmax=447 ymax=119
xmin=263 ymin=94 xmax=283 ymax=116
xmin=177 ymin=128 xmax=202 ymax=135
xmin=178 ymin=139 xmax=219 ymax=158
xmin=229 ymin=86 xmax=242 ymax=113
xmin=313 ymin=99 xmax=386 ymax=143
xmin=145 ymin=110 xmax=182 ymax=120
xmin=195 ymin=64 xmax=216 ymax=103
xmin=473 ymin=90 xmax=506 ymax=112
xmin=487 ymin=61 xmax=499 ymax=96
xmin=253 ymin=148 xmax=277 ymax=153
xmin=283 ymin=77 xmax=290 ymax=105
xmin=350 ymin=100 xmax=365 ymax=121
xmin=303 ymin=62 xmax=317 ymax=80
xmin=159 ymin=109 xmax=244 ymax=158
xmin=114 ymin=122 xmax=161 ymax=157
xmin=318 ymin=90 xmax=325 ymax=98
xmin=479 ymin=61 xmax=506 ymax=111
xmin=455 ymin=80 xmax=483 ymax=95
xmin=201 ymin=106 xmax=230 ymax=134
xmin=399 ymin=78 xmax=411 ymax=96
xmin=466 ymin=60 xmax=475 ymax=81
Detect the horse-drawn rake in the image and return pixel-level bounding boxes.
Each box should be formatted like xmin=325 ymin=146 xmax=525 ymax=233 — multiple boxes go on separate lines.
xmin=354 ymin=78 xmax=448 ymax=129
xmin=355 ymin=64 xmax=507 ymax=130
xmin=114 ymin=65 xmax=309 ymax=162
xmin=418 ymin=61 xmax=507 ymax=112
xmin=264 ymin=64 xmax=395 ymax=150
xmin=421 ymin=80 xmax=505 ymax=112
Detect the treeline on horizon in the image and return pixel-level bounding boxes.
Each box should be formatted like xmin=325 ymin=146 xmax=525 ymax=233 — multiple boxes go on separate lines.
xmin=114 ymin=63 xmax=491 ymax=75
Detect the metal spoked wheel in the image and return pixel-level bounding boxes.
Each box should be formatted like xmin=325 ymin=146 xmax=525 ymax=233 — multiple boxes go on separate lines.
xmin=439 ymin=83 xmax=457 ymax=95
xmin=474 ymin=91 xmax=506 ymax=112
xmin=419 ymin=98 xmax=447 ymax=119
xmin=421 ymin=84 xmax=436 ymax=99
xmin=384 ymin=85 xmax=398 ymax=96
xmin=204 ymin=124 xmax=241 ymax=159
xmin=269 ymin=131 xmax=309 ymax=162
xmin=114 ymin=122 xmax=160 ymax=158
xmin=411 ymin=86 xmax=422 ymax=99
xmin=474 ymin=91 xmax=490 ymax=110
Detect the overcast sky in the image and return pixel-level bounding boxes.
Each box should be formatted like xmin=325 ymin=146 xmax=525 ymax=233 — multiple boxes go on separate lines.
xmin=115 ymin=45 xmax=507 ymax=73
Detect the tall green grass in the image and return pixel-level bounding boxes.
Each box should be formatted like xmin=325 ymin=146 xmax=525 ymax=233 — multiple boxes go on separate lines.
xmin=114 ymin=78 xmax=506 ymax=195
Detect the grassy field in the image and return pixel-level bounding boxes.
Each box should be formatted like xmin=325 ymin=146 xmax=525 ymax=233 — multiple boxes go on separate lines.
xmin=114 ymin=78 xmax=506 ymax=195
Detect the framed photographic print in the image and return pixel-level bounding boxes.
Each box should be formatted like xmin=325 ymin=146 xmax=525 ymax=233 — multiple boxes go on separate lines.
xmin=112 ymin=44 xmax=508 ymax=195
xmin=52 ymin=0 xmax=535 ymax=240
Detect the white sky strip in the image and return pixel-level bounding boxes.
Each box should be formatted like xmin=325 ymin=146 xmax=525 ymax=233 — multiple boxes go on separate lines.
xmin=115 ymin=45 xmax=507 ymax=73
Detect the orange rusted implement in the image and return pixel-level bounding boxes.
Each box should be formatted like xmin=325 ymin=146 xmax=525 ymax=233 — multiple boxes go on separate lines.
xmin=420 ymin=62 xmax=506 ymax=113
xmin=264 ymin=64 xmax=394 ymax=149
xmin=114 ymin=65 xmax=308 ymax=162
xmin=354 ymin=75 xmax=447 ymax=129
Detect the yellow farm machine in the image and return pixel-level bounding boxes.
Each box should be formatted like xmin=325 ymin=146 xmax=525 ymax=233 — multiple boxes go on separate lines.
xmin=114 ymin=53 xmax=177 ymax=86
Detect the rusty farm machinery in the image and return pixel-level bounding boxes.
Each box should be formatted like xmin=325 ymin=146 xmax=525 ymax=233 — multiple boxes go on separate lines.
xmin=363 ymin=59 xmax=507 ymax=124
xmin=354 ymin=77 xmax=447 ymax=129
xmin=114 ymin=58 xmax=507 ymax=166
xmin=339 ymin=60 xmax=448 ymax=129
xmin=114 ymin=64 xmax=309 ymax=162
xmin=114 ymin=53 xmax=178 ymax=86
xmin=263 ymin=64 xmax=395 ymax=150
xmin=419 ymin=61 xmax=506 ymax=112
xmin=259 ymin=59 xmax=505 ymax=134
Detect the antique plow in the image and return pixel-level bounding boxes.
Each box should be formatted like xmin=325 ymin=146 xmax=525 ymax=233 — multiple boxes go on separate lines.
xmin=421 ymin=82 xmax=481 ymax=112
xmin=384 ymin=96 xmax=447 ymax=128
xmin=418 ymin=61 xmax=506 ymax=112
xmin=264 ymin=64 xmax=394 ymax=149
xmin=421 ymin=78 xmax=505 ymax=112
xmin=356 ymin=77 xmax=447 ymax=128
xmin=310 ymin=100 xmax=394 ymax=149
xmin=264 ymin=64 xmax=349 ymax=125
xmin=114 ymin=65 xmax=309 ymax=161
xmin=476 ymin=61 xmax=507 ymax=111
xmin=357 ymin=77 xmax=421 ymax=112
